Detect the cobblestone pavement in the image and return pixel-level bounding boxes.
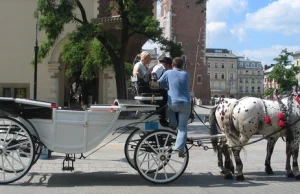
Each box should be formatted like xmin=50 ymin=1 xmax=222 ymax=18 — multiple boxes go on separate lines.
xmin=2 ymin=106 xmax=300 ymax=193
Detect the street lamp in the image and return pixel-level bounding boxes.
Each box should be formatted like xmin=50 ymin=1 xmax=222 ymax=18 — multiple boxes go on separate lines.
xmin=33 ymin=11 xmax=39 ymax=100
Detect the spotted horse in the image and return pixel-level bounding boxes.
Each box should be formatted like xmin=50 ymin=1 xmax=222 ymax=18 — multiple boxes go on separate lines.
xmin=209 ymin=94 xmax=300 ymax=181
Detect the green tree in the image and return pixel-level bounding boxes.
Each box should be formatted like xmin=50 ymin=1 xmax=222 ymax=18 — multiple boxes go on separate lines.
xmin=267 ymin=49 xmax=300 ymax=94
xmin=35 ymin=0 xmax=205 ymax=103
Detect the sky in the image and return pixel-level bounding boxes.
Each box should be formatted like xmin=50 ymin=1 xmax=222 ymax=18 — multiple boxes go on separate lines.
xmin=143 ymin=0 xmax=300 ymax=66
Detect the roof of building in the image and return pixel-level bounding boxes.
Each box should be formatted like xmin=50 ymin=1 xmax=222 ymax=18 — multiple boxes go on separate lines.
xmin=205 ymin=48 xmax=238 ymax=58
xmin=238 ymin=58 xmax=263 ymax=69
xmin=264 ymin=64 xmax=292 ymax=74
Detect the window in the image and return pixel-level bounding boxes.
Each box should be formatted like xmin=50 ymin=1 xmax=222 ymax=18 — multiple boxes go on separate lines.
xmin=257 ymin=71 xmax=260 ymax=75
xmin=222 ymin=63 xmax=224 ymax=68
xmin=251 ymin=87 xmax=254 ymax=93
xmin=214 ymin=81 xmax=219 ymax=89
xmin=258 ymin=87 xmax=261 ymax=93
xmin=231 ymin=63 xmax=234 ymax=68
xmin=215 ymin=73 xmax=218 ymax=79
xmin=246 ymin=70 xmax=248 ymax=74
xmin=239 ymin=86 xmax=243 ymax=92
xmin=230 ymin=73 xmax=233 ymax=80
xmin=252 ymin=78 xmax=255 ymax=83
xmin=221 ymin=73 xmax=224 ymax=79
xmin=3 ymin=88 xmax=11 ymax=97
xmin=208 ymin=73 xmax=210 ymax=78
xmin=239 ymin=79 xmax=243 ymax=83
xmin=14 ymin=88 xmax=26 ymax=98
xmin=245 ymin=86 xmax=249 ymax=93
xmin=215 ymin=63 xmax=218 ymax=68
xmin=245 ymin=78 xmax=248 ymax=83
xmin=208 ymin=62 xmax=210 ymax=68
xmin=197 ymin=75 xmax=202 ymax=84
xmin=182 ymin=55 xmax=186 ymax=63
xmin=230 ymin=82 xmax=235 ymax=89
xmin=221 ymin=82 xmax=225 ymax=89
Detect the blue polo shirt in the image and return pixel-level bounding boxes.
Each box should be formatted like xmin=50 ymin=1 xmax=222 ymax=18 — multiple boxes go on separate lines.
xmin=158 ymin=68 xmax=191 ymax=103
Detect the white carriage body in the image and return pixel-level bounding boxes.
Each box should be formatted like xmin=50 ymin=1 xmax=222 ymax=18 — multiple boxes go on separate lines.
xmin=0 ymin=98 xmax=165 ymax=154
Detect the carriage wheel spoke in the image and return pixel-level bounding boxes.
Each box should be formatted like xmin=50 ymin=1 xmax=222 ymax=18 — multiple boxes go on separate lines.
xmin=163 ymin=134 xmax=170 ymax=148
xmin=7 ymin=153 xmax=25 ymax=168
xmin=144 ymin=160 xmax=156 ymax=174
xmin=146 ymin=142 xmax=158 ymax=154
xmin=169 ymin=158 xmax=184 ymax=164
xmin=4 ymin=155 xmax=18 ymax=175
xmin=3 ymin=123 xmax=12 ymax=143
xmin=166 ymin=162 xmax=177 ymax=173
xmin=155 ymin=135 xmax=161 ymax=152
xmin=1 ymin=154 xmax=5 ymax=179
xmin=154 ymin=160 xmax=161 ymax=180
xmin=5 ymin=129 xmax=21 ymax=147
xmin=6 ymin=141 xmax=30 ymax=150
xmin=150 ymin=154 xmax=160 ymax=166
xmin=163 ymin=161 xmax=168 ymax=179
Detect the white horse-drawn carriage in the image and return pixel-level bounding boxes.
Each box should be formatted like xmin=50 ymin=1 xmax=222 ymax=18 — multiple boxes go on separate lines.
xmin=0 ymin=90 xmax=210 ymax=184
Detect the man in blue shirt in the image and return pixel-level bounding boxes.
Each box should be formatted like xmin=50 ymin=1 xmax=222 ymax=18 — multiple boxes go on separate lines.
xmin=157 ymin=57 xmax=191 ymax=157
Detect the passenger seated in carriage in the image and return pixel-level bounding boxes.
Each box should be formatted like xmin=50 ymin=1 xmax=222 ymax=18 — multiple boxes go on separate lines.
xmin=131 ymin=53 xmax=172 ymax=126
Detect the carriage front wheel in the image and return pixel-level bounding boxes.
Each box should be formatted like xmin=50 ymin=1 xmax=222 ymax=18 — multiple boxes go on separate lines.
xmin=0 ymin=117 xmax=35 ymax=184
xmin=134 ymin=130 xmax=189 ymax=184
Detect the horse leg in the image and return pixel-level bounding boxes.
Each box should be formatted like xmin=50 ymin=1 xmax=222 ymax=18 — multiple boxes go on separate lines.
xmin=285 ymin=140 xmax=294 ymax=178
xmin=264 ymin=137 xmax=278 ymax=175
xmin=217 ymin=148 xmax=225 ymax=174
xmin=292 ymin=142 xmax=300 ymax=180
xmin=223 ymin=144 xmax=234 ymax=180
xmin=232 ymin=147 xmax=245 ymax=181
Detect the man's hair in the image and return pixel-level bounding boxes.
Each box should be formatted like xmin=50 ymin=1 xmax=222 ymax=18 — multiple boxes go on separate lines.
xmin=140 ymin=51 xmax=151 ymax=60
xmin=173 ymin=57 xmax=184 ymax=68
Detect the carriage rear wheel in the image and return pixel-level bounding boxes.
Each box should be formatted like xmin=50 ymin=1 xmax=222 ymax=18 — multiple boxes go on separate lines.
xmin=0 ymin=117 xmax=35 ymax=184
xmin=124 ymin=128 xmax=147 ymax=170
xmin=134 ymin=130 xmax=189 ymax=184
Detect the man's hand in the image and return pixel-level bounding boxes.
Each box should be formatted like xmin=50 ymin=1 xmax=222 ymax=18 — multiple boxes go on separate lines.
xmin=149 ymin=81 xmax=160 ymax=89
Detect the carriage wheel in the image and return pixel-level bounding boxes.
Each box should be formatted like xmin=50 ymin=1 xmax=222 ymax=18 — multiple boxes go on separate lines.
xmin=124 ymin=128 xmax=147 ymax=170
xmin=0 ymin=117 xmax=35 ymax=184
xmin=134 ymin=130 xmax=189 ymax=184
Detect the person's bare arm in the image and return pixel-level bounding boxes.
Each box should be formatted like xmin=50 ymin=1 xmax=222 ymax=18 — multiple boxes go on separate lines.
xmin=133 ymin=65 xmax=139 ymax=76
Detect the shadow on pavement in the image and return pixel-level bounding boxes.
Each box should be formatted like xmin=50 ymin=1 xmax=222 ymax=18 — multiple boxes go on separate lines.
xmin=12 ymin=170 xmax=298 ymax=188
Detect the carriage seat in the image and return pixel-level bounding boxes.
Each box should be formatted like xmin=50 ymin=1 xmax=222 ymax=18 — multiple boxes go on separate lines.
xmin=131 ymin=76 xmax=164 ymax=102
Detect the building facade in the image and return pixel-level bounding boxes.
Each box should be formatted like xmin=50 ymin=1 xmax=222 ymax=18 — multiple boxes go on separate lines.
xmin=206 ymin=48 xmax=238 ymax=98
xmin=0 ymin=0 xmax=158 ymax=106
xmin=160 ymin=0 xmax=210 ymax=104
xmin=237 ymin=58 xmax=264 ymax=98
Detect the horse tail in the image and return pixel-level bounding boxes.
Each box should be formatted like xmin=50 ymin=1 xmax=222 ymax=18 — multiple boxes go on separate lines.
xmin=209 ymin=105 xmax=221 ymax=152
xmin=225 ymin=102 xmax=240 ymax=144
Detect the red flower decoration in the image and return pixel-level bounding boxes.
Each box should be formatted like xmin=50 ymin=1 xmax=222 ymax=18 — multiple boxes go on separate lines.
xmin=265 ymin=116 xmax=271 ymax=124
xmin=278 ymin=120 xmax=285 ymax=127
xmin=278 ymin=112 xmax=285 ymax=120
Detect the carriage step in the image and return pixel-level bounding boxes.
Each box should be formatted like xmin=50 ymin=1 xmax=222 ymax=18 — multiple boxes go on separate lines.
xmin=62 ymin=154 xmax=75 ymax=171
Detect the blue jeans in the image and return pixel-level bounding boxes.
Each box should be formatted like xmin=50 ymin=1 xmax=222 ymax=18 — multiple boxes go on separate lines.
xmin=168 ymin=102 xmax=191 ymax=151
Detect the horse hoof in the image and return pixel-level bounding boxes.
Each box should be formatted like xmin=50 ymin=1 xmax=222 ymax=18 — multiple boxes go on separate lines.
xmin=295 ymin=175 xmax=300 ymax=180
xmin=220 ymin=170 xmax=225 ymax=175
xmin=265 ymin=166 xmax=274 ymax=175
xmin=287 ymin=172 xmax=295 ymax=178
xmin=224 ymin=173 xmax=233 ymax=180
xmin=230 ymin=167 xmax=235 ymax=174
xmin=236 ymin=175 xmax=245 ymax=181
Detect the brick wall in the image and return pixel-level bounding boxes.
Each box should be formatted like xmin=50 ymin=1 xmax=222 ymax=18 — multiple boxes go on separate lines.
xmin=160 ymin=0 xmax=210 ymax=104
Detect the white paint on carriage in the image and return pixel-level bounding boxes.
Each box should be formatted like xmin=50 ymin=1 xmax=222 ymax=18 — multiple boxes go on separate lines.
xmin=27 ymin=100 xmax=166 ymax=155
